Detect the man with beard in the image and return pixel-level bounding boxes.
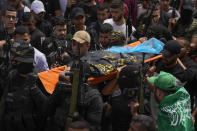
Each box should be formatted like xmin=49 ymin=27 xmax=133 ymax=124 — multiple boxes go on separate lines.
xmin=172 ymin=5 xmax=197 ymax=40
xmin=149 ymin=40 xmax=197 ymax=107
xmin=30 ymin=0 xmax=52 ymax=37
xmin=175 ymin=38 xmax=197 ymax=104
xmin=147 ymin=71 xmax=194 ymax=131
xmin=104 ymin=0 xmax=136 ymax=42
xmin=87 ymin=3 xmax=110 ymax=50
xmin=44 ymin=31 xmax=103 ymax=131
xmin=42 ymin=16 xmax=71 ymax=67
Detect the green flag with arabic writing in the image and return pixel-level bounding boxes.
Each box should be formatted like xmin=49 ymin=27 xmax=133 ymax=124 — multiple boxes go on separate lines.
xmin=158 ymin=87 xmax=194 ymax=131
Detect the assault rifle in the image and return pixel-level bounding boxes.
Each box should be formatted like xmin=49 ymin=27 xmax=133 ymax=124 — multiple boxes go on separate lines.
xmin=65 ymin=41 xmax=89 ymax=130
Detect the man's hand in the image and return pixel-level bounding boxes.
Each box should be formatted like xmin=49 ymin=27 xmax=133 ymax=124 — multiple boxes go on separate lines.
xmin=192 ymin=107 xmax=197 ymax=124
xmin=116 ymin=65 xmax=126 ymax=79
xmin=139 ymin=37 xmax=147 ymax=43
xmin=50 ymin=61 xmax=60 ymax=69
xmin=147 ymin=66 xmax=156 ymax=77
xmin=169 ymin=18 xmax=177 ymax=25
xmin=0 ymin=40 xmax=6 ymax=57
xmin=129 ymin=97 xmax=139 ymax=116
xmin=104 ymin=102 xmax=112 ymax=117
xmin=192 ymin=114 xmax=195 ymax=124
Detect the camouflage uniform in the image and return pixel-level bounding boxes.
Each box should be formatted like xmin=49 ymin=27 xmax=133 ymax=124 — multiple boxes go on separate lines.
xmin=110 ymin=31 xmax=126 ymax=46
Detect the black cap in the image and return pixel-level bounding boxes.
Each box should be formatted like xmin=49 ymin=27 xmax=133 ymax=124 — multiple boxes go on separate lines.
xmin=118 ymin=65 xmax=140 ymax=89
xmin=71 ymin=7 xmax=85 ymax=19
xmin=162 ymin=40 xmax=182 ymax=58
xmin=14 ymin=25 xmax=29 ymax=35
xmin=11 ymin=40 xmax=34 ymax=63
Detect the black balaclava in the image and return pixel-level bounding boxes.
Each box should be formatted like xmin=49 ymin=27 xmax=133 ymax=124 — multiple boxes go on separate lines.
xmin=180 ymin=9 xmax=193 ymax=25
xmin=118 ymin=65 xmax=140 ymax=90
xmin=17 ymin=62 xmax=34 ymax=74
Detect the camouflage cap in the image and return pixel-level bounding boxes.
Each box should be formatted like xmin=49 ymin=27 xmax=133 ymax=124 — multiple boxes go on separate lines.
xmin=11 ymin=40 xmax=34 ymax=63
xmin=110 ymin=30 xmax=126 ymax=46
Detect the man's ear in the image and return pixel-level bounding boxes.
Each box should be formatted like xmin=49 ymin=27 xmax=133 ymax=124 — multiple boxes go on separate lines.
xmin=177 ymin=53 xmax=181 ymax=58
xmin=15 ymin=17 xmax=18 ymax=24
xmin=87 ymin=43 xmax=90 ymax=48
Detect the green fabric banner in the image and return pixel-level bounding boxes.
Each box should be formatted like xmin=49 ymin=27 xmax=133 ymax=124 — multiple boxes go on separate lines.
xmin=158 ymin=87 xmax=195 ymax=131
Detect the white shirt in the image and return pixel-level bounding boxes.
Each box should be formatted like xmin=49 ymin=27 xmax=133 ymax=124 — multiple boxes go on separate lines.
xmin=24 ymin=6 xmax=30 ymax=12
xmin=33 ymin=47 xmax=49 ymax=73
xmin=137 ymin=5 xmax=147 ymax=18
xmin=167 ymin=9 xmax=180 ymax=18
xmin=104 ymin=18 xmax=136 ymax=40
xmin=59 ymin=0 xmax=67 ymax=16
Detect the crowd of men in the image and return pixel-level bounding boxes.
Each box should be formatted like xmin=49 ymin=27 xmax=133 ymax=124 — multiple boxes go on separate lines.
xmin=0 ymin=0 xmax=197 ymax=131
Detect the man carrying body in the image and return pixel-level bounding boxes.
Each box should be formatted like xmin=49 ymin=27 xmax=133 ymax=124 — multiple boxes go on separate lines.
xmin=45 ymin=31 xmax=103 ymax=131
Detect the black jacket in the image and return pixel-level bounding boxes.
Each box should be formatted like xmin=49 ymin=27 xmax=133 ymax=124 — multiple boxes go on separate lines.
xmin=44 ymin=83 xmax=103 ymax=131
xmin=0 ymin=70 xmax=68 ymax=131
